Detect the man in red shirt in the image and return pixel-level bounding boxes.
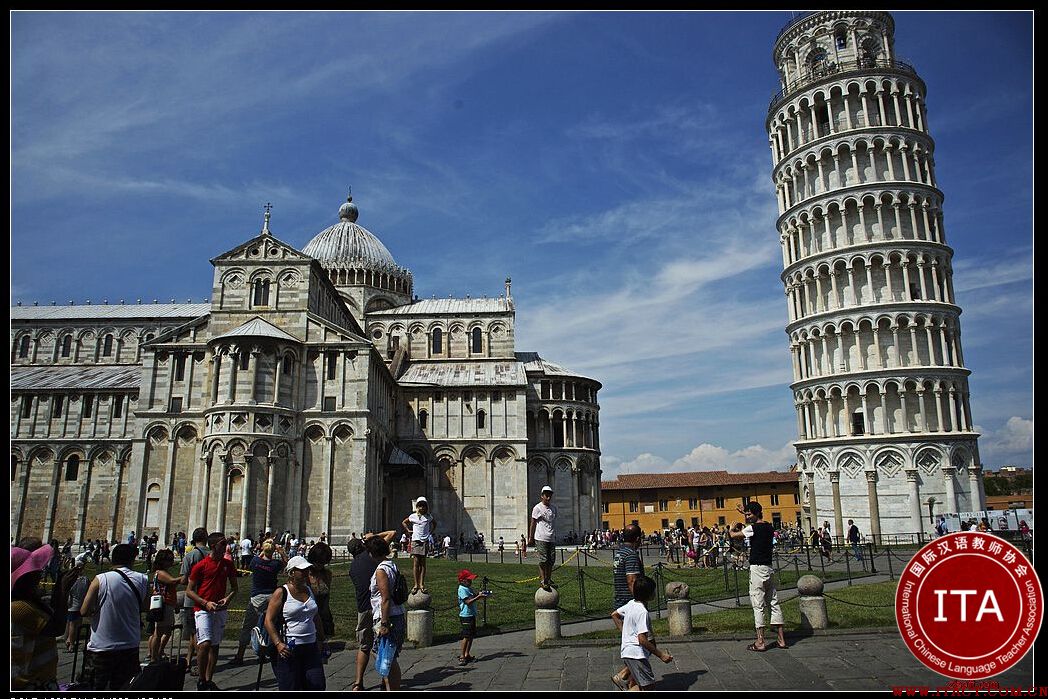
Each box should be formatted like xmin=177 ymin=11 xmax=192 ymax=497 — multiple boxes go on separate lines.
xmin=186 ymin=532 xmax=239 ymax=691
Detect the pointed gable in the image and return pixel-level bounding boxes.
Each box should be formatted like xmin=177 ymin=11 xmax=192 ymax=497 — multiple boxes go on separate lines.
xmin=210 ymin=231 xmax=313 ymax=265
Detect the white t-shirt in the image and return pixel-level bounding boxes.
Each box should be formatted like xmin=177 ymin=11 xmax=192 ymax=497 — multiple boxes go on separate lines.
xmin=443 ymin=536 xmax=452 ymax=548
xmin=408 ymin=513 xmax=434 ymax=542
xmin=531 ymin=502 xmax=557 ymax=543
xmin=240 ymin=538 xmax=252 ymax=556
xmin=616 ymin=600 xmax=652 ymax=660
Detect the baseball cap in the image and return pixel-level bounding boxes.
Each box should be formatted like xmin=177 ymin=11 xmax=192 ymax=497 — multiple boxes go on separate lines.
xmin=74 ymin=552 xmax=90 ymax=566
xmin=458 ymin=569 xmax=478 ymax=584
xmin=416 ymin=497 xmax=428 ymax=505
xmin=285 ymin=555 xmax=312 ymax=573
xmin=541 ymin=485 xmax=553 ymax=494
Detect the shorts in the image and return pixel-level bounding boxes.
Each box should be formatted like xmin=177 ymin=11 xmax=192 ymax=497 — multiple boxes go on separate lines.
xmin=181 ymin=606 xmax=196 ymax=634
xmin=623 ymin=657 xmax=656 ymax=687
xmin=355 ymin=610 xmax=375 ymax=653
xmin=535 ymin=540 xmax=556 ymax=565
xmin=372 ymin=614 xmax=406 ymax=659
xmin=411 ymin=540 xmax=428 ymax=557
xmin=459 ymin=616 xmax=477 ymax=640
xmin=194 ymin=609 xmax=228 ymax=645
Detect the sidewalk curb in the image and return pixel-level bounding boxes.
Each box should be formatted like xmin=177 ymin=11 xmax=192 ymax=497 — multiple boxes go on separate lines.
xmin=541 ymin=626 xmax=900 ymax=648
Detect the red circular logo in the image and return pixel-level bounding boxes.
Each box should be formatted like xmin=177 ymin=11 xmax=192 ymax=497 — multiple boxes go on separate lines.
xmin=895 ymin=532 xmax=1042 ymax=679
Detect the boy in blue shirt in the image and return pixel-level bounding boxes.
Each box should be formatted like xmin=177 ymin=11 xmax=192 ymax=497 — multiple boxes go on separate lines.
xmin=457 ymin=569 xmax=489 ymax=666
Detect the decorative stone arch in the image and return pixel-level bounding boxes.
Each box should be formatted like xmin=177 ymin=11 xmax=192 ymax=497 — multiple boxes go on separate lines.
xmin=146 ymin=424 xmax=170 ymax=445
xmin=491 ymin=445 xmax=519 ymax=462
xmin=432 ymin=445 xmax=460 ymax=464
xmin=872 ymin=448 xmax=905 ymax=478
xmin=811 ymin=453 xmax=830 ymax=476
xmin=836 ymin=450 xmax=866 ymax=478
xmin=221 ymin=268 xmax=247 ymax=287
xmin=332 ymin=423 xmax=353 ymax=444
xmin=915 ymin=447 xmax=942 ymax=476
xmin=303 ymin=423 xmax=326 ymax=443
xmin=250 ymin=440 xmax=273 ymax=458
xmin=950 ymin=447 xmax=972 ymax=472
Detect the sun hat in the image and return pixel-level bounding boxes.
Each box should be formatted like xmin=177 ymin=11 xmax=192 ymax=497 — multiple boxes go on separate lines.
xmin=415 ymin=497 xmax=428 ymax=506
xmin=457 ymin=569 xmax=478 ymax=584
xmin=12 ymin=545 xmax=54 ymax=590
xmin=541 ymin=485 xmax=553 ymax=493
xmin=285 ymin=555 xmax=312 ymax=573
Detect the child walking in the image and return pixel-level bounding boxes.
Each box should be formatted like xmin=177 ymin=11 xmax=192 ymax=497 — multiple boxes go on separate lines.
xmin=611 ymin=575 xmax=672 ymax=691
xmin=402 ymin=497 xmax=436 ymax=594
xmin=456 ymin=569 xmax=490 ymax=665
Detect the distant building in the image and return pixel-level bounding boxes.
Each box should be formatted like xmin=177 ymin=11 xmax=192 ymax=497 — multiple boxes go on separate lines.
xmin=11 ymin=196 xmax=602 ymax=544
xmin=600 ymin=471 xmax=801 ymax=532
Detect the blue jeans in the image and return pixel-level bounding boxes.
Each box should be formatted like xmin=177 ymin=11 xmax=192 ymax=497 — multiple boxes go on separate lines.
xmin=851 ymin=542 xmax=864 ymax=561
xmin=271 ymin=641 xmax=326 ymax=690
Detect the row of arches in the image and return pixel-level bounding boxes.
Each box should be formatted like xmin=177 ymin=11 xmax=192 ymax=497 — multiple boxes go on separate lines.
xmin=776 ymin=15 xmax=893 ymax=91
xmin=539 ymin=379 xmax=597 ymax=404
xmin=527 ymin=408 xmax=600 ymax=450
xmin=770 ymin=75 xmax=925 ymax=162
xmin=794 ymin=377 xmax=973 ymax=440
xmin=369 ymin=321 xmax=511 ymax=361
xmin=13 ymin=327 xmax=160 ymax=365
xmin=329 ymin=265 xmax=413 ymax=296
xmin=780 ymin=190 xmax=945 ymax=267
xmin=218 ymin=267 xmax=304 ymax=312
xmin=789 ymin=314 xmax=964 ymax=381
xmin=12 ymin=444 xmax=132 ymax=543
xmin=776 ymin=138 xmax=936 ymax=214
xmin=13 ymin=393 xmax=131 ymax=440
xmin=802 ymin=443 xmax=974 ymax=480
xmin=784 ymin=251 xmax=955 ymax=323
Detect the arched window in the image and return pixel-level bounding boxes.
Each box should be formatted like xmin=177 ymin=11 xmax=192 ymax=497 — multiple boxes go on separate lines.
xmin=18 ymin=335 xmax=30 ymax=358
xmin=419 ymin=409 xmax=428 ymax=431
xmin=431 ymin=328 xmax=443 ymax=355
xmin=807 ymin=47 xmax=829 ymax=77
xmin=477 ymin=410 xmax=486 ymax=430
xmin=253 ymin=279 xmax=271 ymax=307
xmin=61 ymin=335 xmax=73 ymax=358
xmin=283 ymin=355 xmax=293 ymax=375
xmin=239 ymin=352 xmax=250 ymax=370
xmin=65 ymin=454 xmax=80 ymax=481
xmin=835 ymin=31 xmax=847 ymax=50
xmin=851 ymin=410 xmax=866 ymax=436
xmin=102 ymin=334 xmax=114 ymax=357
xmin=471 ymin=327 xmax=482 ymax=354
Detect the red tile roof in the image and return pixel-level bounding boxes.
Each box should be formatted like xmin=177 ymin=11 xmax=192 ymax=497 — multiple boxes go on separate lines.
xmin=601 ymin=470 xmax=798 ymax=491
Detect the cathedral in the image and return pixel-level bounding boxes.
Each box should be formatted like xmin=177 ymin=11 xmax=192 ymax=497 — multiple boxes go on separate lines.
xmin=11 ymin=196 xmax=603 ymax=545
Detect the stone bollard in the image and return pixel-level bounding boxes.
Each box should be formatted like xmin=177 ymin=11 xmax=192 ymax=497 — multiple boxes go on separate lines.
xmin=797 ymin=574 xmax=828 ymax=630
xmin=406 ymin=591 xmax=434 ymax=647
xmin=534 ymin=587 xmax=561 ymax=645
xmin=665 ymin=582 xmax=692 ymax=636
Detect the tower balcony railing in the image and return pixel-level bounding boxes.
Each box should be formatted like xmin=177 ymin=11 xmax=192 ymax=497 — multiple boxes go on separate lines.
xmin=769 ymin=57 xmax=918 ymax=113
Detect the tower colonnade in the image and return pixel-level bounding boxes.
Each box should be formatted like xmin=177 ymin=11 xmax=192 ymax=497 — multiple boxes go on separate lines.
xmin=768 ymin=11 xmax=983 ymax=540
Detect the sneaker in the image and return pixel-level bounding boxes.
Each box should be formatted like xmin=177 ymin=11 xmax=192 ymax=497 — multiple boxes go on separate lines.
xmin=611 ymin=674 xmax=629 ymax=691
xmin=207 ymin=680 xmax=220 ymax=690
xmin=548 ymin=580 xmax=558 ymax=590
xmin=197 ymin=681 xmax=208 ymax=691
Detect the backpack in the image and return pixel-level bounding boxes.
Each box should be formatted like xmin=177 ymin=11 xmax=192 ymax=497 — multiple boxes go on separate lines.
xmin=382 ymin=562 xmax=409 ymax=605
xmin=251 ymin=586 xmax=289 ymax=657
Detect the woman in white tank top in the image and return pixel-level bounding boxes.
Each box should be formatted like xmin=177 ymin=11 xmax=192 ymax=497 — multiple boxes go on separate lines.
xmin=264 ymin=556 xmax=326 ymax=690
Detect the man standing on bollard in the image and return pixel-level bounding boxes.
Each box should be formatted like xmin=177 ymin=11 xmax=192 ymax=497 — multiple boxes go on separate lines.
xmin=528 ymin=486 xmax=558 ymax=591
xmin=610 ymin=523 xmax=644 ymax=690
xmin=730 ymin=502 xmax=786 ymax=652
xmin=847 ymin=519 xmax=865 ymax=569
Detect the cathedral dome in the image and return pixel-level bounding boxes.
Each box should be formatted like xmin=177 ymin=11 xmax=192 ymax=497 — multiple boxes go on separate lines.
xmin=302 ymin=195 xmax=402 ymax=273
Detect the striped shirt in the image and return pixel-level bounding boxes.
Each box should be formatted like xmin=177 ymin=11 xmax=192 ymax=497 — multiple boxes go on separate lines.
xmin=612 ymin=545 xmax=644 ymax=608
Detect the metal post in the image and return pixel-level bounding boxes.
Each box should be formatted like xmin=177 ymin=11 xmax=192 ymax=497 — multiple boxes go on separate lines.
xmin=819 ymin=547 xmax=825 ymax=575
xmin=654 ymin=563 xmax=663 ymax=619
xmin=868 ymin=541 xmax=877 ymax=574
xmin=887 ymin=545 xmax=894 ymax=581
xmin=794 ymin=553 xmax=800 ymax=581
xmin=722 ymin=556 xmax=729 ymax=592
xmin=733 ymin=564 xmax=741 ymax=607
xmin=805 ymin=541 xmax=812 ymax=571
xmin=518 ymin=548 xmax=522 ymax=565
xmin=482 ymin=576 xmax=488 ymax=627
xmin=845 ymin=548 xmax=852 ymax=585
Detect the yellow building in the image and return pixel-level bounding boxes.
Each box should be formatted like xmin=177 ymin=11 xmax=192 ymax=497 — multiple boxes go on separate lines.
xmin=601 ymin=471 xmax=801 ymax=532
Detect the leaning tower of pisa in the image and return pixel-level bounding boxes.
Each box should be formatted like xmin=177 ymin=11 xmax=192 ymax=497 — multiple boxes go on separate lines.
xmin=767 ymin=11 xmax=985 ymax=541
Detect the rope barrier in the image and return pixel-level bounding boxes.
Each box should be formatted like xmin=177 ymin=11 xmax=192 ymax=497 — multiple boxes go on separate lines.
xmin=822 ymin=591 xmax=895 ymax=608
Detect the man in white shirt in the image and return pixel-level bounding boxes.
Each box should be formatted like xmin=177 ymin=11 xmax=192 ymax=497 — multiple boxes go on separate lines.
xmin=79 ymin=543 xmax=148 ymax=689
xmin=239 ymin=535 xmax=253 ymax=569
xmin=443 ymin=535 xmax=452 ymax=557
xmin=528 ymin=485 xmax=558 ymax=591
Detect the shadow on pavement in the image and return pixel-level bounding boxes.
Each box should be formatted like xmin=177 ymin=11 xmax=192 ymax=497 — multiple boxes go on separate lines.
xmin=477 ymin=651 xmax=527 ymax=661
xmin=661 ymin=669 xmax=706 ymax=689
xmin=404 ymin=665 xmax=472 ymax=689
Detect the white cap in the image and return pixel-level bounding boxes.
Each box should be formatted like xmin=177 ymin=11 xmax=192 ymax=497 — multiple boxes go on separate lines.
xmin=74 ymin=552 xmax=90 ymax=566
xmin=285 ymin=555 xmax=312 ymax=572
xmin=416 ymin=497 xmax=428 ymax=505
xmin=541 ymin=485 xmax=553 ymax=493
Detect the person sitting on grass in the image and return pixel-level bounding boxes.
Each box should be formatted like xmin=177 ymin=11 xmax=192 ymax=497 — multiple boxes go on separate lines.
xmin=456 ymin=569 xmax=490 ymax=666
xmin=611 ymin=575 xmax=672 ymax=691
xmin=402 ymin=497 xmax=436 ymax=595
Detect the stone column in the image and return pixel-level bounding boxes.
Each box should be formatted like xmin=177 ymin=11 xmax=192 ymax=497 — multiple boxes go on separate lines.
xmin=807 ymin=471 xmax=819 ymax=532
xmin=239 ymin=458 xmax=252 ymax=541
xmin=43 ymin=457 xmax=62 ymax=543
xmin=829 ymin=472 xmax=844 ymax=546
xmin=199 ymin=456 xmax=212 ymax=528
xmin=969 ymin=466 xmax=985 ymax=512
xmin=217 ymin=460 xmax=229 ymax=532
xmin=265 ymin=458 xmax=276 ymax=533
xmin=905 ymin=470 xmax=923 ymax=538
xmin=866 ymin=471 xmax=882 ymax=545
xmin=942 ymin=467 xmax=958 ymax=514
xmin=160 ymin=430 xmax=179 ymax=543
xmin=249 ymin=348 xmax=260 ymax=405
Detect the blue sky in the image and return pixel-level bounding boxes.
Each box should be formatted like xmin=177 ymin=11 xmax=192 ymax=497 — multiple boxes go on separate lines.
xmin=11 ymin=11 xmax=1032 ymax=478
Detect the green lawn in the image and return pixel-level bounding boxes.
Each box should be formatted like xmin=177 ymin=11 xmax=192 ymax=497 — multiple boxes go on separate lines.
xmin=575 ymin=579 xmax=899 ymax=640
xmin=61 ymin=553 xmax=868 ymax=645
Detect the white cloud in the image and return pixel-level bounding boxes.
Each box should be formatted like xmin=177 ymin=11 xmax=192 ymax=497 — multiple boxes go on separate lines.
xmin=973 ymin=416 xmax=1033 ymax=468
xmin=604 ymin=441 xmax=796 ymax=480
